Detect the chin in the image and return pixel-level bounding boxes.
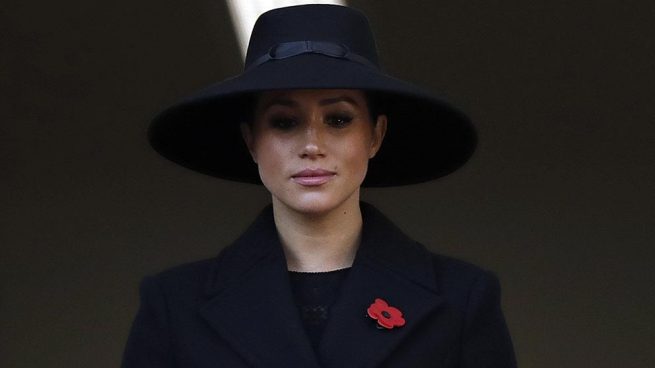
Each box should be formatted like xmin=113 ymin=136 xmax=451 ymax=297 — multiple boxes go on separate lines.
xmin=274 ymin=190 xmax=360 ymax=217
xmin=286 ymin=195 xmax=342 ymax=215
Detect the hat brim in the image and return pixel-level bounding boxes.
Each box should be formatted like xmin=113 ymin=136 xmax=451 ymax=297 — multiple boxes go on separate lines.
xmin=149 ymin=54 xmax=476 ymax=187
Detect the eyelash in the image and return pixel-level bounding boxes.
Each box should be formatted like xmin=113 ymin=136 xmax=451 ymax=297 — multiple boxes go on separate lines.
xmin=326 ymin=114 xmax=353 ymax=128
xmin=268 ymin=113 xmax=354 ymax=130
xmin=269 ymin=117 xmax=297 ymax=130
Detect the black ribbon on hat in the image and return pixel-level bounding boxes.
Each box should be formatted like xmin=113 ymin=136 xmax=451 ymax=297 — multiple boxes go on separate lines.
xmin=247 ymin=41 xmax=378 ymax=70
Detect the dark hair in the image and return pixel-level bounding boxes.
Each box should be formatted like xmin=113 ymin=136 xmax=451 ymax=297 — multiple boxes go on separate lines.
xmin=238 ymin=93 xmax=258 ymax=125
xmin=364 ymin=91 xmax=383 ymax=124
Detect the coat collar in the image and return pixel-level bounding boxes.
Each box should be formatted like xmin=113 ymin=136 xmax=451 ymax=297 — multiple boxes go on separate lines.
xmin=199 ymin=202 xmax=444 ymax=368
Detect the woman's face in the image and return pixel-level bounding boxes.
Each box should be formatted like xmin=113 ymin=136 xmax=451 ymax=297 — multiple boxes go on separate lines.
xmin=242 ymin=89 xmax=387 ymax=216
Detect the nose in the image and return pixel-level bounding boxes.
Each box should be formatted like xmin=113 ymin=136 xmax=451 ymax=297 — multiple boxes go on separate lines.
xmin=299 ymin=120 xmax=325 ymax=159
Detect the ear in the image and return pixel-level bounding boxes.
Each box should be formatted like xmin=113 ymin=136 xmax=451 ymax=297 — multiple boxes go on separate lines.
xmin=240 ymin=122 xmax=257 ymax=163
xmin=369 ymin=114 xmax=387 ymax=158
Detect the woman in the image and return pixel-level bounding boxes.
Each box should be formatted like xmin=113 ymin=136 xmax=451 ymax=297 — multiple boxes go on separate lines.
xmin=123 ymin=4 xmax=516 ymax=368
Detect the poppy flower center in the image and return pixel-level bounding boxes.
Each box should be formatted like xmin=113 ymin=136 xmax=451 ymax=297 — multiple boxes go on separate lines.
xmin=381 ymin=311 xmax=391 ymax=318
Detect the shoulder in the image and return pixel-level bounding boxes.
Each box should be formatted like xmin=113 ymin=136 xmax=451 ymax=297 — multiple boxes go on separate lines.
xmin=427 ymin=251 xmax=506 ymax=325
xmin=431 ymin=253 xmax=498 ymax=291
xmin=156 ymin=257 xmax=215 ymax=280
xmin=360 ymin=202 xmax=501 ymax=299
xmin=138 ymin=257 xmax=216 ymax=302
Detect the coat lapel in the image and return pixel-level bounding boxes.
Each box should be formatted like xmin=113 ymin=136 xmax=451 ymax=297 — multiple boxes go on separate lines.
xmin=198 ymin=206 xmax=320 ymax=368
xmin=198 ymin=203 xmax=443 ymax=368
xmin=318 ymin=203 xmax=444 ymax=368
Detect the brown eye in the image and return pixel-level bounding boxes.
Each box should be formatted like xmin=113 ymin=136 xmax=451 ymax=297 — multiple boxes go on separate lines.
xmin=326 ymin=114 xmax=353 ymax=128
xmin=269 ymin=117 xmax=297 ymax=130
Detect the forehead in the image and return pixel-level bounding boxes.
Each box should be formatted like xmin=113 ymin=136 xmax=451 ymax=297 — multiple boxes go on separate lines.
xmin=255 ymin=89 xmax=367 ymax=110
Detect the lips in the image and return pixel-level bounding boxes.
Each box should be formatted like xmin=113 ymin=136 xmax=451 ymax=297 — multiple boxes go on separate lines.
xmin=291 ymin=169 xmax=336 ymax=186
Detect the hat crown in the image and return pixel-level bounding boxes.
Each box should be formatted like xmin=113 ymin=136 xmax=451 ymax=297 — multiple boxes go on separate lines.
xmin=244 ymin=5 xmax=379 ymax=69
xmin=150 ymin=4 xmax=475 ymax=186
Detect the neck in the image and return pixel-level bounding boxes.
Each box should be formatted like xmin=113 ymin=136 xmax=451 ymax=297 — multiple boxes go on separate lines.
xmin=272 ymin=197 xmax=363 ymax=272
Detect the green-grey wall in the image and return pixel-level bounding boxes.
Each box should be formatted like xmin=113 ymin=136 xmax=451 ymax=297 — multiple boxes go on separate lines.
xmin=2 ymin=1 xmax=654 ymax=366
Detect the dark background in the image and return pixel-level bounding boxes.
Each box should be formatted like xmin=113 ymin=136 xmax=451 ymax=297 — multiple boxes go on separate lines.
xmin=2 ymin=0 xmax=654 ymax=367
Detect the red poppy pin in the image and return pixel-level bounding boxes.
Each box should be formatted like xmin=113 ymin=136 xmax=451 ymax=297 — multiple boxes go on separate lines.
xmin=367 ymin=298 xmax=406 ymax=329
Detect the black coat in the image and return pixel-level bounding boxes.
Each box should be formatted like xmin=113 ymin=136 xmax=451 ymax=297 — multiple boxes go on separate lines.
xmin=122 ymin=203 xmax=516 ymax=367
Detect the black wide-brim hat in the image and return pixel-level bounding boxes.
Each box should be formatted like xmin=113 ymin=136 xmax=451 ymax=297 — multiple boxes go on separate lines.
xmin=149 ymin=4 xmax=476 ymax=187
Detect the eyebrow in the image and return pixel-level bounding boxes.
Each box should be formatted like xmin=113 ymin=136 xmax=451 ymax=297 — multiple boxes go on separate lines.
xmin=260 ymin=95 xmax=360 ymax=111
xmin=319 ymin=96 xmax=359 ymax=106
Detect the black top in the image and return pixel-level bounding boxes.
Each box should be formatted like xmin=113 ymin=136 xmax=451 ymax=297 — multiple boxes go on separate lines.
xmin=288 ymin=268 xmax=351 ymax=352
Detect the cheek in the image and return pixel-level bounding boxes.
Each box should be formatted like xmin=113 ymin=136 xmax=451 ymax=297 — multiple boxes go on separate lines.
xmin=252 ymin=136 xmax=288 ymax=182
xmin=339 ymin=135 xmax=373 ymax=174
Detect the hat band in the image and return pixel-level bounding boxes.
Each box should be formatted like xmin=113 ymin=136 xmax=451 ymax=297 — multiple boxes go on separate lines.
xmin=246 ymin=41 xmax=378 ymax=70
